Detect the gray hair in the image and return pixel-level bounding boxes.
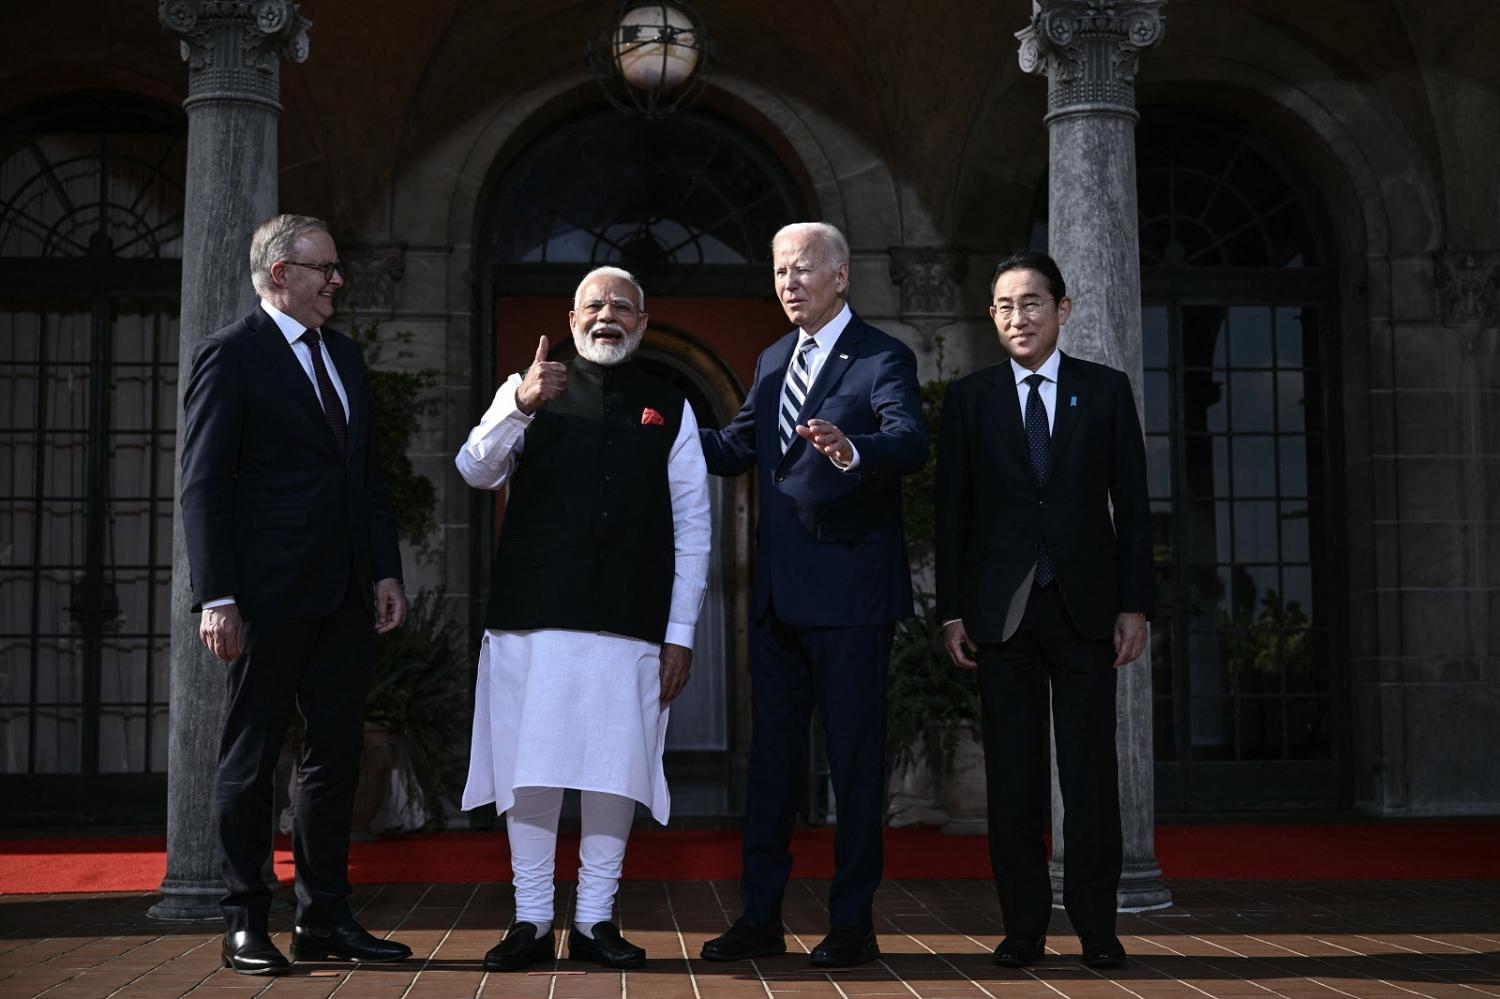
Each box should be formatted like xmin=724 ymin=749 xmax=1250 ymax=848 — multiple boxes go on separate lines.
xmin=573 ymin=266 xmax=646 ymax=311
xmin=250 ymin=214 xmax=329 ymax=295
xmin=772 ymin=222 xmax=850 ymax=273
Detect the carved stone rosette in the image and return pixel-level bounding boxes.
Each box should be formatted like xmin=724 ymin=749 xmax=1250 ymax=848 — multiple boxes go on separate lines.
xmin=1435 ymin=251 xmax=1500 ymax=330
xmin=338 ymin=244 xmax=408 ymax=317
xmin=159 ymin=0 xmax=312 ymax=110
xmin=1016 ymin=0 xmax=1166 ymax=121
xmin=889 ymin=246 xmax=969 ymax=350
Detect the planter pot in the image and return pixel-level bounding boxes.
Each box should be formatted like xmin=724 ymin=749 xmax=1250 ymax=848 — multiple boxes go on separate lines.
xmin=937 ymin=723 xmax=987 ymax=835
xmin=350 ymin=723 xmax=397 ymax=839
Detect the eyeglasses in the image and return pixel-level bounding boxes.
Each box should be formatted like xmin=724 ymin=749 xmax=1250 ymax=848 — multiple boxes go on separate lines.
xmin=578 ymin=298 xmax=640 ymax=319
xmin=992 ymin=298 xmax=1053 ymax=321
xmin=283 ymin=259 xmax=344 ymax=282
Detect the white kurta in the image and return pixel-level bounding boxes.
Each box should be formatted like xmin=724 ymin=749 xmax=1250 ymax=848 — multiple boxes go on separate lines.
xmin=454 ymin=371 xmax=712 ymax=825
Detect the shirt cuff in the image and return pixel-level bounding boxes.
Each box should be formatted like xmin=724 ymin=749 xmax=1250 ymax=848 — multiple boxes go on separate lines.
xmin=203 ymin=596 xmax=236 ymax=609
xmin=832 ymin=440 xmax=861 ymax=472
xmin=664 ymin=622 xmax=697 ymax=648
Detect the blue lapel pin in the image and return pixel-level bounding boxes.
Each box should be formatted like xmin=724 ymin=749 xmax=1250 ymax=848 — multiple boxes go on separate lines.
xmin=1070 ymin=395 xmax=1078 ymax=407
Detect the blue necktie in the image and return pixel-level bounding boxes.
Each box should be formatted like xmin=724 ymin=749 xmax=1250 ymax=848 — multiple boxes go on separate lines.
xmin=1024 ymin=373 xmax=1054 ymax=587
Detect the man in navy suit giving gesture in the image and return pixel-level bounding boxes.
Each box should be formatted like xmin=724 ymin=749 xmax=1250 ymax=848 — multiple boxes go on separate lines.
xmin=698 ymin=222 xmax=927 ymax=968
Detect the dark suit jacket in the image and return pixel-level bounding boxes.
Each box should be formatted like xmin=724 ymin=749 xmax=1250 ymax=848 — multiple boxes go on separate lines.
xmin=179 ymin=306 xmax=401 ymax=622
xmin=699 ymin=313 xmax=927 ymax=627
xmin=935 ymin=351 xmax=1151 ymax=642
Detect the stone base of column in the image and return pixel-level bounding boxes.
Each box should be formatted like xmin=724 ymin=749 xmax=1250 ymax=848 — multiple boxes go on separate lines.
xmin=1048 ymin=860 xmax=1174 ymax=913
xmin=147 ymin=881 xmax=224 ymax=922
xmin=1116 ymin=861 xmax=1173 ymax=912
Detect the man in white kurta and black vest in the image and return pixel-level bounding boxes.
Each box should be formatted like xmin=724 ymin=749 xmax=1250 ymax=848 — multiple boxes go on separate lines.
xmin=455 ymin=266 xmax=711 ymax=972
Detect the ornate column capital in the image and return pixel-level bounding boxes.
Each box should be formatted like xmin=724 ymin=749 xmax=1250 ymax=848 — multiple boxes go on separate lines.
xmin=1435 ymin=251 xmax=1500 ymax=334
xmin=1016 ymin=0 xmax=1166 ymax=122
xmin=159 ymin=1 xmax=311 ymax=111
xmin=889 ymin=246 xmax=969 ymax=350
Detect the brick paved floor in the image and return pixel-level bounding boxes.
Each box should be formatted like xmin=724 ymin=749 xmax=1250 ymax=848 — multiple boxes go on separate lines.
xmin=2 ymin=879 xmax=1497 ymax=998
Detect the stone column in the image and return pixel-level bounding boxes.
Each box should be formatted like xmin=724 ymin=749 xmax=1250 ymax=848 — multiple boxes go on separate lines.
xmin=1016 ymin=0 xmax=1172 ymax=913
xmin=149 ymin=0 xmax=310 ymax=922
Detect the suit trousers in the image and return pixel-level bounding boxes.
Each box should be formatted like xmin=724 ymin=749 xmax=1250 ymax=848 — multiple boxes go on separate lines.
xmin=215 ymin=577 xmax=375 ymax=933
xmin=975 ymin=584 xmax=1121 ymax=948
xmin=740 ymin=607 xmax=893 ymax=929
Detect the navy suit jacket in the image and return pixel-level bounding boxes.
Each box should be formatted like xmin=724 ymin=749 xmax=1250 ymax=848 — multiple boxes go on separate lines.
xmin=699 ymin=313 xmax=927 ymax=626
xmin=934 ymin=351 xmax=1151 ymax=642
xmin=179 ymin=306 xmax=401 ymax=622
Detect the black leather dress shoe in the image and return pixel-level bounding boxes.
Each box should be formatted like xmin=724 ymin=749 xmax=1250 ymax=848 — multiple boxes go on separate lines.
xmin=567 ymin=921 xmax=645 ymax=969
xmin=484 ymin=922 xmax=556 ymax=972
xmin=700 ymin=918 xmax=787 ymax=961
xmin=221 ymin=930 xmax=290 ymax=975
xmin=290 ymin=918 xmax=412 ymax=962
xmin=1081 ymin=939 xmax=1127 ymax=969
xmin=992 ymin=935 xmax=1047 ymax=967
xmin=809 ymin=927 xmax=880 ymax=967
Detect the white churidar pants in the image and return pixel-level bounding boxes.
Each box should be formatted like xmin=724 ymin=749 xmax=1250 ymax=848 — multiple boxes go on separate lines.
xmin=507 ymin=785 xmax=636 ymax=929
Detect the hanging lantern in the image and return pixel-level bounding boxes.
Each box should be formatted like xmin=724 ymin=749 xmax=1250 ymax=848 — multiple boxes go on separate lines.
xmin=587 ymin=1 xmax=716 ymax=118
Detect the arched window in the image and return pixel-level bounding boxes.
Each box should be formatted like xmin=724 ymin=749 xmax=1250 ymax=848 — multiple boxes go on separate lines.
xmin=1135 ymin=110 xmax=1341 ymax=810
xmin=0 ymin=93 xmax=184 ymax=821
xmin=481 ymin=109 xmax=806 ymax=289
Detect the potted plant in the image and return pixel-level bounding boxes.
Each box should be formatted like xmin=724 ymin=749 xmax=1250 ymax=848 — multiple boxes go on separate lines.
xmin=886 ymin=352 xmax=987 ymax=831
xmin=353 ymin=322 xmax=464 ymax=831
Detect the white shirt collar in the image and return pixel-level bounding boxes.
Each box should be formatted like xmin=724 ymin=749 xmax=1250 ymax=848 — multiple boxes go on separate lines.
xmin=1011 ymin=347 xmax=1062 ymax=387
xmin=799 ymin=302 xmax=852 ymax=353
xmin=261 ymin=300 xmax=311 ymax=346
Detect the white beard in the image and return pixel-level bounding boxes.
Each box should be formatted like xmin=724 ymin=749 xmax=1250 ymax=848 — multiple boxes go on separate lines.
xmin=573 ymin=322 xmax=643 ymax=366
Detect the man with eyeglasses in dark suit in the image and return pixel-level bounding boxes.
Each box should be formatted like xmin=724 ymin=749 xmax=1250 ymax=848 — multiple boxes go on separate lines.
xmin=180 ymin=213 xmax=411 ymax=974
xmin=935 ymin=249 xmax=1151 ymax=971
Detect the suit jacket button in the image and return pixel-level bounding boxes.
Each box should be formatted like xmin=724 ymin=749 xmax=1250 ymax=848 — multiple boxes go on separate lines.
xmin=776 ymin=474 xmax=785 ymax=482
xmin=1038 ymin=499 xmax=1046 ymax=507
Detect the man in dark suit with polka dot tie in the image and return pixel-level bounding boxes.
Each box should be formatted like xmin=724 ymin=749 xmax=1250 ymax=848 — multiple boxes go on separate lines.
xmin=935 ymin=249 xmax=1151 ymax=972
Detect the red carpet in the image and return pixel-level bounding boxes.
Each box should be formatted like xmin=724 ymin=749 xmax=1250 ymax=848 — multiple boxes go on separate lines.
xmin=2 ymin=822 xmax=1497 ymax=895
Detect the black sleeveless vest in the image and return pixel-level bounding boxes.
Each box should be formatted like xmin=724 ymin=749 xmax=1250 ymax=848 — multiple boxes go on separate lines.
xmin=484 ymin=357 xmax=685 ymax=643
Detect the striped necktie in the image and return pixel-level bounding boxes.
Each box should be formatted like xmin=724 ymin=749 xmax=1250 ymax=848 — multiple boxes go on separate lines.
xmin=778 ymin=335 xmax=818 ymax=453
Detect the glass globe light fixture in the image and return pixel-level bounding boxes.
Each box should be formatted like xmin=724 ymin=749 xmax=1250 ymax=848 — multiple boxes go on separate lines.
xmin=587 ymin=0 xmax=717 ymax=118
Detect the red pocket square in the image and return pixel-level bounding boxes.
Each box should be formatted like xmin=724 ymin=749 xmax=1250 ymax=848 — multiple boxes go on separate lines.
xmin=641 ymin=407 xmax=665 ymax=426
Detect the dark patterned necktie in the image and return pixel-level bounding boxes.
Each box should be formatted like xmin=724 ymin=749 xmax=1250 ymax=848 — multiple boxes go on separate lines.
xmin=1024 ymin=373 xmax=1054 ymax=587
xmin=300 ymin=329 xmax=348 ymax=452
xmin=778 ymin=335 xmax=817 ymax=453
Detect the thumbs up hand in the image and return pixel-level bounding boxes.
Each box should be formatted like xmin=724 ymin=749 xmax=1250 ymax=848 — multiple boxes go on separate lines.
xmin=516 ymin=335 xmax=568 ymax=414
